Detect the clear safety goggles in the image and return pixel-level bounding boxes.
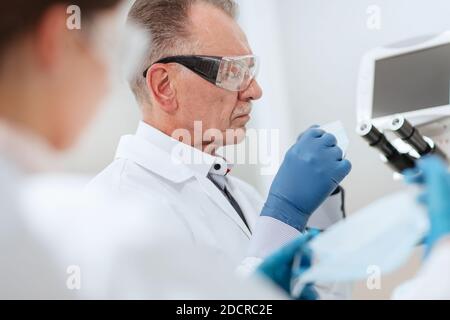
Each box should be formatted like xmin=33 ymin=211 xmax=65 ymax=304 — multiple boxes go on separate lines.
xmin=144 ymin=55 xmax=260 ymax=92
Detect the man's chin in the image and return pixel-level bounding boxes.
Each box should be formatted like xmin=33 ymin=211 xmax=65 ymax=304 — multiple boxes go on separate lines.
xmin=224 ymin=126 xmax=247 ymax=145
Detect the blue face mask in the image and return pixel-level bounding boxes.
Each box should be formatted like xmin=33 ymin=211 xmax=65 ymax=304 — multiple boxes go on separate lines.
xmin=291 ymin=189 xmax=429 ymax=296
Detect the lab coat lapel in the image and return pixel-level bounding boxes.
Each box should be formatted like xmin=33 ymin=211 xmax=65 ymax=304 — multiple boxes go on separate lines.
xmin=196 ymin=175 xmax=252 ymax=239
xmin=117 ymin=127 xmax=252 ymax=239
xmin=226 ymin=185 xmax=257 ymax=233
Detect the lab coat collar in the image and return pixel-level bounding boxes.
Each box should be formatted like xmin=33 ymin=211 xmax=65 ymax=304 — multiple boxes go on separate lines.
xmin=116 ymin=122 xmax=231 ymax=183
xmin=117 ymin=122 xmax=252 ymax=238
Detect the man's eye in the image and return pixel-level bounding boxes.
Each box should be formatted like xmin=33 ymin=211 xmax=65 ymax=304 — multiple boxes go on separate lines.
xmin=243 ymin=69 xmax=251 ymax=80
xmin=229 ymin=66 xmax=242 ymax=79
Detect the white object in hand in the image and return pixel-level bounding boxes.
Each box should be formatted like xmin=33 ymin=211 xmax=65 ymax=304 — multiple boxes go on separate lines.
xmin=321 ymin=121 xmax=349 ymax=157
xmin=291 ymin=190 xmax=429 ymax=296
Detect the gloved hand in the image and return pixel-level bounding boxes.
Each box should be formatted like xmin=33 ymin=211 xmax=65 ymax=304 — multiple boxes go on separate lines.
xmin=261 ymin=127 xmax=352 ymax=231
xmin=404 ymin=156 xmax=450 ymax=256
xmin=257 ymin=230 xmax=319 ymax=300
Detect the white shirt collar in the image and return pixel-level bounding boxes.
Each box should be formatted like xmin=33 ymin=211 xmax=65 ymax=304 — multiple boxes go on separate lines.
xmin=135 ymin=121 xmax=232 ymax=179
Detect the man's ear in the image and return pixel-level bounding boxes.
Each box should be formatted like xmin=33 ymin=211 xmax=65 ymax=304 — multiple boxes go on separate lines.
xmin=147 ymin=65 xmax=178 ymax=113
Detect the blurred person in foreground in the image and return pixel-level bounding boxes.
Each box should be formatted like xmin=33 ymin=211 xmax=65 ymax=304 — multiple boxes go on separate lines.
xmin=0 ymin=0 xmax=285 ymax=299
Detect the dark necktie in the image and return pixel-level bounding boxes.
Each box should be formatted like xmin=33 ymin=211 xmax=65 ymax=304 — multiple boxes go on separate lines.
xmin=208 ymin=174 xmax=251 ymax=233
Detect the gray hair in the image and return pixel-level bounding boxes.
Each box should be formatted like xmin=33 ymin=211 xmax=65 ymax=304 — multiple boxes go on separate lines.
xmin=128 ymin=0 xmax=238 ymax=106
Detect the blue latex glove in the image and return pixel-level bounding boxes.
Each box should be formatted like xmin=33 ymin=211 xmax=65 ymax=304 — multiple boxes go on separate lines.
xmin=257 ymin=231 xmax=319 ymax=300
xmin=261 ymin=127 xmax=352 ymax=231
xmin=404 ymin=156 xmax=450 ymax=255
xmin=257 ymin=230 xmax=320 ymax=300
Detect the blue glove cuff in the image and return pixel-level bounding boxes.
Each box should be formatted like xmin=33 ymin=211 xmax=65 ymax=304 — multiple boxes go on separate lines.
xmin=261 ymin=194 xmax=310 ymax=231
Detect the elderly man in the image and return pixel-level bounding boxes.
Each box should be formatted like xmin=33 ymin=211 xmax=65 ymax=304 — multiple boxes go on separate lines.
xmin=89 ymin=0 xmax=351 ymax=298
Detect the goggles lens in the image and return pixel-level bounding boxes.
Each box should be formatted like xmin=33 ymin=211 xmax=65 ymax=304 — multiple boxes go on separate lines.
xmin=216 ymin=55 xmax=260 ymax=91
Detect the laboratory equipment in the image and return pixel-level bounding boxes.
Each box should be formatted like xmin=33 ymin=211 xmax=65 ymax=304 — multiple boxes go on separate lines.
xmin=356 ymin=31 xmax=450 ymax=173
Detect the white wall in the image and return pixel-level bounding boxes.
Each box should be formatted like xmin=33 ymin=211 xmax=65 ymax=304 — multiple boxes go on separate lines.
xmin=61 ymin=0 xmax=450 ymax=299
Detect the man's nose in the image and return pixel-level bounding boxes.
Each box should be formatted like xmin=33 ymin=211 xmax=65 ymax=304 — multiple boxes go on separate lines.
xmin=239 ymin=79 xmax=263 ymax=101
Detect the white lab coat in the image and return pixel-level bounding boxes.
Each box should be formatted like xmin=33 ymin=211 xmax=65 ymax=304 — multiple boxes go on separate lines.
xmin=0 ymin=122 xmax=284 ymax=299
xmin=88 ymin=121 xmax=351 ymax=299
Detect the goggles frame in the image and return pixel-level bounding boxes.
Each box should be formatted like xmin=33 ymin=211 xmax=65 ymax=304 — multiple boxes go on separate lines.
xmin=143 ymin=55 xmax=259 ymax=92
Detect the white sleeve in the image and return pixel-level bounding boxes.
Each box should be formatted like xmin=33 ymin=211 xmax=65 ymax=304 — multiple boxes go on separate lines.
xmin=310 ymin=190 xmax=353 ymax=300
xmin=247 ymin=191 xmax=345 ymax=259
xmin=392 ymin=238 xmax=450 ymax=300
xmin=241 ymin=190 xmax=352 ymax=300
xmin=247 ymin=216 xmax=302 ymax=259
